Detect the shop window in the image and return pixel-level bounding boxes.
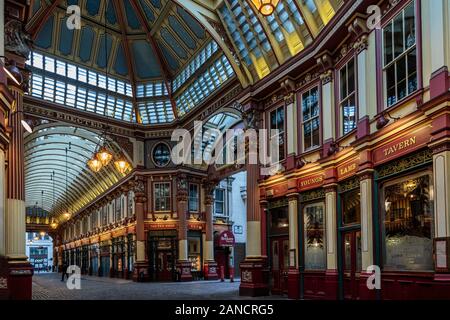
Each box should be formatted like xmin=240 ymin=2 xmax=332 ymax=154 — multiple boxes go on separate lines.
xmin=342 ymin=189 xmax=361 ymax=225
xmin=101 ymin=206 xmax=108 ymax=226
xmin=383 ymin=1 xmax=417 ymax=107
xmin=270 ymin=206 xmax=289 ymax=233
xmin=301 ymin=87 xmax=320 ymax=151
xmin=127 ymin=191 xmax=134 ymax=217
xmin=339 ymin=59 xmax=357 ymax=135
xmin=382 ymin=173 xmax=433 ymax=271
xmin=188 ymin=184 xmax=199 ymax=212
xmin=304 ymin=202 xmax=326 ymax=270
xmin=269 ymin=106 xmax=285 ymax=161
xmin=154 ymin=182 xmax=171 ymax=212
xmin=188 ymin=237 xmax=201 ymax=272
xmin=214 ymin=188 xmax=226 ymax=216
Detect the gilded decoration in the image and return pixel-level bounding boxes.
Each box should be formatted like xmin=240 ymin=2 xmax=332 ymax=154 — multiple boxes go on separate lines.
xmin=267 ymin=198 xmax=288 ymax=210
xmin=377 ymin=149 xmax=433 ymax=180
xmin=301 ymin=189 xmax=325 ymax=203
xmin=339 ymin=177 xmax=360 ymax=194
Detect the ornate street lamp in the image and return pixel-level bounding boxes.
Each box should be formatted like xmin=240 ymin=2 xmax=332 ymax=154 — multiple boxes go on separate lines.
xmin=249 ymin=0 xmax=280 ymax=16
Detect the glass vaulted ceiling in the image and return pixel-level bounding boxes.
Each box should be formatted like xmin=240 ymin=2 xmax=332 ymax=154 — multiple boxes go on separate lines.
xmin=25 ymin=124 xmax=131 ymax=221
xmin=27 ymin=0 xmax=343 ymax=124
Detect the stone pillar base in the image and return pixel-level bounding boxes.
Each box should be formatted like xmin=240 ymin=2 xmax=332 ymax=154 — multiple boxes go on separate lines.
xmin=358 ymin=272 xmax=378 ymax=300
xmin=239 ymin=256 xmax=270 ymax=297
xmin=325 ymin=269 xmax=339 ymax=300
xmin=203 ymin=260 xmax=218 ymax=280
xmin=132 ymin=261 xmax=149 ymax=282
xmin=7 ymin=260 xmax=33 ymax=300
xmin=177 ymin=260 xmax=193 ymax=281
xmin=287 ymin=268 xmax=300 ymax=299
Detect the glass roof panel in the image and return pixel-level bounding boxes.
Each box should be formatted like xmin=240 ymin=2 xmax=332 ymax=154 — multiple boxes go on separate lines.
xmin=25 ymin=125 xmax=130 ymax=220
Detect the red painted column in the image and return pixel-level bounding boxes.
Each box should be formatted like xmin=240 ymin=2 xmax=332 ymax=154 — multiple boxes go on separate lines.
xmin=239 ymin=163 xmax=270 ymax=296
xmin=203 ymin=184 xmax=218 ymax=280
xmin=132 ymin=175 xmax=149 ymax=282
xmin=176 ymin=175 xmax=192 ymax=281
xmin=4 ymin=57 xmax=33 ymax=299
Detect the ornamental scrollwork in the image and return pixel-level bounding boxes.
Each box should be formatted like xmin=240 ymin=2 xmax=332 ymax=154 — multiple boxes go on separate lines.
xmin=377 ymin=149 xmax=433 ymax=179
xmin=300 ymin=189 xmax=325 ymax=202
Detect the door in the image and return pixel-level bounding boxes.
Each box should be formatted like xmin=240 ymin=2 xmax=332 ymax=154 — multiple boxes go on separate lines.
xmin=270 ymin=237 xmax=289 ymax=295
xmin=157 ymin=250 xmax=174 ymax=281
xmin=342 ymin=231 xmax=362 ymax=300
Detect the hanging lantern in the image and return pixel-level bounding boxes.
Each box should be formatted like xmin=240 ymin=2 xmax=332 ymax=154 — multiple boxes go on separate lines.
xmin=95 ymin=146 xmax=113 ymax=166
xmin=87 ymin=157 xmax=103 ymax=172
xmin=114 ymin=155 xmax=131 ymax=174
xmin=50 ymin=221 xmax=58 ymax=229
xmin=249 ymin=0 xmax=280 ymax=16
xmin=63 ymin=212 xmax=71 ymax=220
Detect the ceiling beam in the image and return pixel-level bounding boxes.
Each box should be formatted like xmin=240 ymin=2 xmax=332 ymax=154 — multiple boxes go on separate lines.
xmin=172 ymin=0 xmax=250 ymax=87
xmin=26 ymin=0 xmax=63 ymax=40
xmin=129 ymin=0 xmax=178 ymax=119
xmin=112 ymin=0 xmax=142 ymax=123
xmin=149 ymin=0 xmax=173 ymax=36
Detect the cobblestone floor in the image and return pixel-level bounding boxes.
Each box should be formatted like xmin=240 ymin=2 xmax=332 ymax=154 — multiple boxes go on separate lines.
xmin=32 ymin=273 xmax=287 ymax=300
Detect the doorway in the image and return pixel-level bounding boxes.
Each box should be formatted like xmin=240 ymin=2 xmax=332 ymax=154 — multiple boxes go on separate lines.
xmin=148 ymin=230 xmax=178 ymax=281
xmin=270 ymin=237 xmax=289 ymax=295
xmin=342 ymin=230 xmax=362 ymax=300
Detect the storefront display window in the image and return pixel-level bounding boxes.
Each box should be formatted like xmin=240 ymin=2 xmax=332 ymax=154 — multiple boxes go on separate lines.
xmin=342 ymin=189 xmax=361 ymax=225
xmin=304 ymin=202 xmax=326 ymax=270
xmin=269 ymin=203 xmax=289 ymax=234
xmin=382 ymin=172 xmax=434 ymax=271
xmin=188 ymin=237 xmax=201 ymax=272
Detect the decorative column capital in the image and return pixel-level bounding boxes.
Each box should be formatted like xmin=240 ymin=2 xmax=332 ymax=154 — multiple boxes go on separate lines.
xmin=133 ymin=176 xmax=147 ymax=203
xmin=323 ymin=183 xmax=338 ymax=194
xmin=287 ymin=193 xmax=299 ymax=202
xmin=317 ymin=53 xmax=333 ymax=85
xmin=357 ymin=169 xmax=375 ymax=181
xmin=347 ymin=17 xmax=369 ymax=54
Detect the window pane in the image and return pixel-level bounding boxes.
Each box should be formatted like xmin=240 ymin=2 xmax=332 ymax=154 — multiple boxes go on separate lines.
xmin=304 ymin=203 xmax=326 ymax=270
xmin=383 ymin=174 xmax=433 ymax=271
xmin=396 ymin=55 xmax=407 ymax=101
xmin=404 ymin=2 xmax=416 ymax=49
xmin=384 ymin=23 xmax=393 ymax=65
xmin=386 ymin=64 xmax=396 ymax=107
xmin=343 ymin=189 xmax=361 ymax=225
xmin=304 ymin=121 xmax=312 ymax=150
xmin=340 ymin=66 xmax=347 ymax=99
xmin=312 ymin=117 xmax=320 ymax=147
xmin=393 ymin=14 xmax=404 ymax=58
xmin=407 ymin=49 xmax=417 ymax=94
xmin=347 ymin=59 xmax=355 ymax=94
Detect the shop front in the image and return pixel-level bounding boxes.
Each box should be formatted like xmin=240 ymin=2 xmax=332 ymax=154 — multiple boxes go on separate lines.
xmin=214 ymin=230 xmax=235 ymax=279
xmin=81 ymin=245 xmax=89 ymax=275
xmin=300 ymin=187 xmax=326 ymax=300
xmin=188 ymin=231 xmax=203 ymax=280
xmin=337 ymin=176 xmax=362 ymax=300
xmin=147 ymin=230 xmax=178 ymax=281
xmin=99 ymin=241 xmax=110 ymax=277
xmin=126 ymin=234 xmax=135 ymax=279
xmin=89 ymin=243 xmax=99 ymax=276
xmin=267 ymin=198 xmax=289 ymax=295
xmin=112 ymin=237 xmax=125 ymax=278
xmin=374 ymin=148 xmax=435 ymax=299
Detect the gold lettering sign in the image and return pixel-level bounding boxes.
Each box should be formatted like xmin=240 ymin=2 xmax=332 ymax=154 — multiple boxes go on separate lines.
xmin=337 ymin=160 xmax=359 ymax=181
xmin=383 ymin=137 xmax=417 ymax=157
xmin=298 ymin=174 xmax=324 ymax=191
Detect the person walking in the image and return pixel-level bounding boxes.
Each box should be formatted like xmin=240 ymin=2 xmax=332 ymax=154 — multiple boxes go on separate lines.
xmin=61 ymin=263 xmax=68 ymax=281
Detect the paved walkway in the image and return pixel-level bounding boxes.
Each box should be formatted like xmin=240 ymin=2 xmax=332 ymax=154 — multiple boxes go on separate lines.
xmin=32 ymin=273 xmax=287 ymax=300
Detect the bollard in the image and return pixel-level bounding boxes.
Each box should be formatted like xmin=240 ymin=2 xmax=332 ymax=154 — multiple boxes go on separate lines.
xmin=229 ymin=267 xmax=234 ymax=282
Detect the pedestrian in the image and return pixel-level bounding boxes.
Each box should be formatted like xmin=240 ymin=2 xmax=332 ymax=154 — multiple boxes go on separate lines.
xmin=61 ymin=263 xmax=68 ymax=281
